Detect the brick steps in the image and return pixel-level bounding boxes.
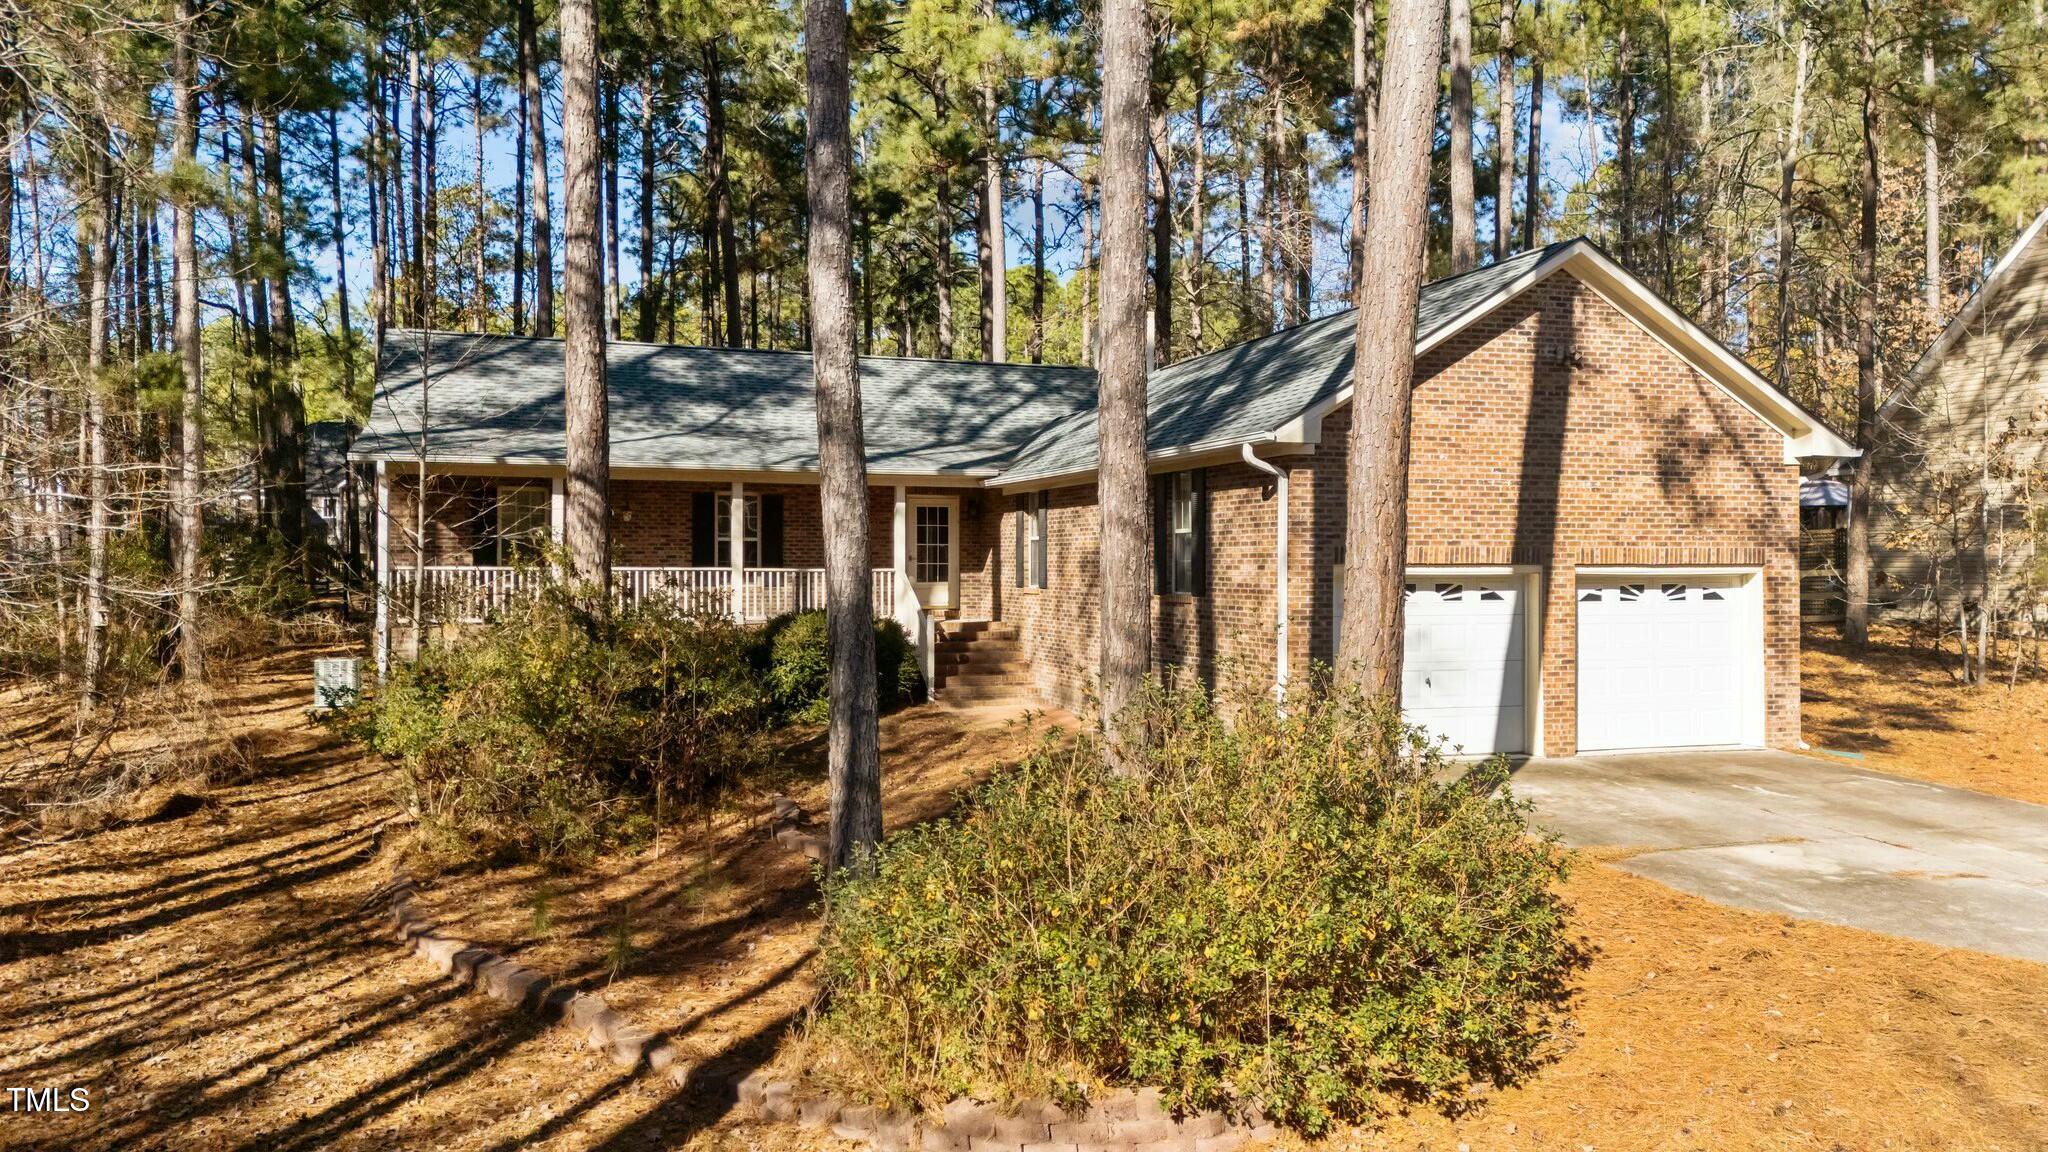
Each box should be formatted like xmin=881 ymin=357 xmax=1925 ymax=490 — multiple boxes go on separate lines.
xmin=932 ymin=621 xmax=1033 ymax=706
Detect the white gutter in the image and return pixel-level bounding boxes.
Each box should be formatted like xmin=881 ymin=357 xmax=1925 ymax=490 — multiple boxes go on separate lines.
xmin=1239 ymin=443 xmax=1290 ymax=697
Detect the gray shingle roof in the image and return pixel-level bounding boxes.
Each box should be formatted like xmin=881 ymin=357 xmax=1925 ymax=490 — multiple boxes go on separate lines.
xmin=993 ymin=241 xmax=1576 ymax=483
xmin=355 ymin=242 xmax=1580 ymax=482
xmin=354 ymin=332 xmax=1100 ymax=475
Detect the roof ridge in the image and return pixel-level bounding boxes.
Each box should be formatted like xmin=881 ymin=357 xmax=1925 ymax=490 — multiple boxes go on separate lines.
xmin=385 ymin=327 xmax=1097 ymax=373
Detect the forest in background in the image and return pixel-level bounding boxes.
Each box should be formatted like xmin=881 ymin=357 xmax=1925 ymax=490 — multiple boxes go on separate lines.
xmin=3 ymin=0 xmax=2047 ymax=703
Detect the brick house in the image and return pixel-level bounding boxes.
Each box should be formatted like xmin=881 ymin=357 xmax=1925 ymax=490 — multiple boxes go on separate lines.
xmin=356 ymin=239 xmax=1854 ymax=757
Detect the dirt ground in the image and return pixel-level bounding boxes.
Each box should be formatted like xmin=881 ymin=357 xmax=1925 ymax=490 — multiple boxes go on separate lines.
xmin=1801 ymin=625 xmax=2048 ymax=806
xmin=2 ymin=641 xmax=2044 ymax=1151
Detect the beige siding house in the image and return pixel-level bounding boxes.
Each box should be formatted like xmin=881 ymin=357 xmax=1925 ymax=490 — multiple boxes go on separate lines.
xmin=1872 ymin=210 xmax=2048 ymax=622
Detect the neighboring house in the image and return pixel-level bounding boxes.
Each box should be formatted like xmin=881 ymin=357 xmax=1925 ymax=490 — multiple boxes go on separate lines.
xmin=1872 ymin=209 xmax=2048 ymax=623
xmin=354 ymin=239 xmax=1854 ymax=757
xmin=306 ymin=419 xmax=365 ymax=558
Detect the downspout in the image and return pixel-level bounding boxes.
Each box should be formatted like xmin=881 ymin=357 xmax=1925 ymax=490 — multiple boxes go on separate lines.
xmin=1240 ymin=443 xmax=1289 ymax=697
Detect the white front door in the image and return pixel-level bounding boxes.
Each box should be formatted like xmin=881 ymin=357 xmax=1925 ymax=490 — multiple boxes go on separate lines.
xmin=1400 ymin=576 xmax=1528 ymax=755
xmin=909 ymin=498 xmax=957 ymax=610
xmin=1576 ymin=576 xmax=1749 ymax=751
xmin=1335 ymin=567 xmax=1531 ymax=755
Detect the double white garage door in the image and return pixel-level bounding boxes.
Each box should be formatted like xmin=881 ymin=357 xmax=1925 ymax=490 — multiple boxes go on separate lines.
xmin=1355 ymin=572 xmax=1754 ymax=755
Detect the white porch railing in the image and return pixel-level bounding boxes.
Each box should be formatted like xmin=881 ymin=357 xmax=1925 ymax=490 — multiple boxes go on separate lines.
xmin=387 ymin=565 xmax=898 ymax=625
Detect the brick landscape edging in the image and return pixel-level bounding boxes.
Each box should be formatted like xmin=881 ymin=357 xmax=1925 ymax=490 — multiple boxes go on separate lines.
xmin=366 ymin=812 xmax=1281 ymax=1151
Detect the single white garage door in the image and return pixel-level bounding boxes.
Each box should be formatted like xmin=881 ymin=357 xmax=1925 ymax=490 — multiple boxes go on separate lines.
xmin=1576 ymin=577 xmax=1748 ymax=751
xmin=1400 ymin=577 xmax=1527 ymax=755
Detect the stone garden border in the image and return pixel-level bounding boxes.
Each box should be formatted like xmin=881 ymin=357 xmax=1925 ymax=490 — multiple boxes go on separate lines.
xmin=364 ymin=801 xmax=1281 ymax=1152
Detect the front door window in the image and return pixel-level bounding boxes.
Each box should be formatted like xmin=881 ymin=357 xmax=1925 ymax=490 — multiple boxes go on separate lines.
xmin=914 ymin=504 xmax=952 ymax=585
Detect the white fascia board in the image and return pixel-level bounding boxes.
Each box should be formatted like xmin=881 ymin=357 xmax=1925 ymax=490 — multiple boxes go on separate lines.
xmin=1272 ymin=241 xmax=1860 ymax=464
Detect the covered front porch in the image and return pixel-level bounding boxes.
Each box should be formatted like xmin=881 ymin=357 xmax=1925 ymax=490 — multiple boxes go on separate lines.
xmin=370 ymin=465 xmax=1001 ymax=676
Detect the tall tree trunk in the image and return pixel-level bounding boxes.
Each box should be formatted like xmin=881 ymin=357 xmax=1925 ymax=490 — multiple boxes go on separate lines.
xmin=637 ymin=47 xmax=659 ymax=342
xmin=408 ymin=39 xmax=426 ymax=325
xmin=605 ymin=73 xmax=622 ymax=338
xmin=239 ymin=106 xmax=277 ymax=529
xmin=1773 ymin=27 xmax=1810 ymax=392
xmin=1350 ymin=0 xmax=1375 ymax=292
xmin=1260 ymin=115 xmax=1277 ymax=331
xmin=703 ymin=41 xmax=742 ymax=347
xmin=172 ymin=0 xmax=205 ymax=681
xmin=1080 ymin=177 xmax=1095 ymax=366
xmin=1614 ymin=20 xmax=1635 ymax=267
xmin=1655 ymin=13 xmax=1676 ymax=291
xmin=261 ymin=109 xmax=307 ymax=559
xmin=560 ymin=0 xmax=610 ymax=592
xmin=82 ymin=109 xmax=113 ymax=706
xmin=977 ymin=164 xmax=997 ymax=358
xmin=934 ymin=169 xmax=955 ymax=357
xmin=1336 ymin=0 xmax=1445 ymax=693
xmin=1844 ymin=3 xmax=1879 ymax=648
xmin=1271 ymin=90 xmax=1294 ymax=324
xmin=1922 ymin=40 xmax=1942 ymax=327
xmin=979 ymin=0 xmax=1008 ymax=363
xmin=422 ymin=45 xmax=440 ymax=326
xmin=1448 ymin=0 xmax=1476 ymax=272
xmin=1186 ymin=68 xmax=1205 ymax=352
xmin=803 ymin=0 xmax=881 ymax=868
xmin=513 ymin=17 xmax=529 ymax=333
xmin=370 ymin=39 xmax=392 ymax=356
xmin=1698 ymin=57 xmax=1723 ymax=335
xmin=1150 ymin=98 xmax=1172 ymax=361
xmin=1496 ymin=0 xmax=1517 ymax=259
xmin=328 ymin=109 xmax=357 ymax=400
xmin=522 ymin=0 xmax=555 ymax=337
xmin=1522 ymin=0 xmax=1542 ymax=250
xmin=473 ymin=76 xmax=489 ymax=331
xmin=1098 ymin=0 xmax=1154 ymax=743
xmin=1235 ymin=161 xmax=1251 ymax=329
xmin=1030 ymin=157 xmax=1046 ymax=363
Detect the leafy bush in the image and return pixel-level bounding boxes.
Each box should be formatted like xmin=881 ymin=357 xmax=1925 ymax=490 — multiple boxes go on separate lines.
xmin=763 ymin=610 xmax=926 ymax=721
xmin=812 ymin=681 xmax=1576 ymax=1131
xmin=359 ymin=589 xmax=772 ymax=862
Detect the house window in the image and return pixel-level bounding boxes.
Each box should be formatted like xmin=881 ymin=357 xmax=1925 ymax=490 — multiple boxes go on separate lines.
xmin=1156 ymin=469 xmax=1206 ymax=595
xmin=495 ymin=484 xmax=551 ymax=563
xmin=716 ymin=495 xmax=762 ymax=567
xmin=1014 ymin=492 xmax=1048 ymax=588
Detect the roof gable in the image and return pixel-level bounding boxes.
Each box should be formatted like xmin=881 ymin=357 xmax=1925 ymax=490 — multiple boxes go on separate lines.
xmin=995 ymin=240 xmax=1851 ymax=485
xmin=1884 ymin=207 xmax=2048 ymax=422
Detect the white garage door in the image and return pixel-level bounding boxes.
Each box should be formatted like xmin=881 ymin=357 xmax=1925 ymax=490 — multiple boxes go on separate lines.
xmin=1576 ymin=577 xmax=1749 ymax=751
xmin=1400 ymin=577 xmax=1527 ymax=755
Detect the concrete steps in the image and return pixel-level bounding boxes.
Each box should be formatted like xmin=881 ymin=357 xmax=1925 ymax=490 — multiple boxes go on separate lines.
xmin=932 ymin=621 xmax=1033 ymax=706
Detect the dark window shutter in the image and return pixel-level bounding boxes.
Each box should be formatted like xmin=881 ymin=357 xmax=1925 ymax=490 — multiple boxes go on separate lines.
xmin=1193 ymin=469 xmax=1210 ymax=596
xmin=691 ymin=491 xmax=717 ymax=566
xmin=1033 ymin=494 xmax=1048 ymax=588
xmin=761 ymin=494 xmax=785 ymax=567
xmin=1012 ymin=495 xmax=1027 ymax=587
xmin=1152 ymin=476 xmax=1170 ymax=594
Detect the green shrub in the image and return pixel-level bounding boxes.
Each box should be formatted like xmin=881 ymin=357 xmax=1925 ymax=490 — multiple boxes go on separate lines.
xmin=359 ymin=589 xmax=772 ymax=862
xmin=812 ymin=681 xmax=1576 ymax=1131
xmin=764 ymin=610 xmax=926 ymax=721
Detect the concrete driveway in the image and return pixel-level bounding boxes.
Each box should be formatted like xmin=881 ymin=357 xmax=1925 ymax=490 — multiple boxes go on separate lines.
xmin=1510 ymin=749 xmax=2048 ymax=963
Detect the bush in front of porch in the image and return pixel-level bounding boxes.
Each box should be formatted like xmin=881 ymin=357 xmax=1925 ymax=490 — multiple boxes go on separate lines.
xmin=809 ymin=682 xmax=1577 ymax=1132
xmin=761 ymin=610 xmax=926 ymax=722
xmin=359 ymin=589 xmax=773 ymax=862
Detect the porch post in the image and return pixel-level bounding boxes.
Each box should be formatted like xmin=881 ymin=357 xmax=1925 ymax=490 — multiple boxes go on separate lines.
xmin=549 ymin=474 xmax=566 ymax=545
xmin=892 ymin=485 xmax=908 ymax=609
xmin=374 ymin=460 xmax=391 ymax=681
xmin=729 ymin=480 xmax=747 ymax=620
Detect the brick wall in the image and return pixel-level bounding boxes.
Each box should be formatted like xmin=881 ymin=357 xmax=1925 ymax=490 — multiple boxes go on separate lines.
xmin=994 ymin=462 xmax=1289 ymax=713
xmin=1006 ymin=272 xmax=1801 ymax=753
